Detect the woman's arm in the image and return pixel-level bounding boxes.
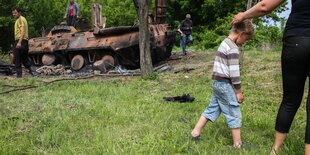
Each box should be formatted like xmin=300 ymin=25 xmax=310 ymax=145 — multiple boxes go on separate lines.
xmin=233 ymin=0 xmax=285 ymax=24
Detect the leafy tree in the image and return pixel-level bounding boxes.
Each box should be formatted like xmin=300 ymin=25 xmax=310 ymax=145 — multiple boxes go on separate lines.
xmin=0 ymin=0 xmax=16 ymax=52
xmin=99 ymin=0 xmax=137 ymax=26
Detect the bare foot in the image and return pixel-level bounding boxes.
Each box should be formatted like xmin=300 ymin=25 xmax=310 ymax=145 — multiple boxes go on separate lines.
xmin=191 ymin=129 xmax=200 ymax=138
xmin=269 ymin=148 xmax=278 ymax=155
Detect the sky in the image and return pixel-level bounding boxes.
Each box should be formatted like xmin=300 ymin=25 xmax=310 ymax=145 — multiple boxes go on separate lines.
xmin=265 ymin=1 xmax=291 ymax=26
xmin=278 ymin=0 xmax=291 ymax=19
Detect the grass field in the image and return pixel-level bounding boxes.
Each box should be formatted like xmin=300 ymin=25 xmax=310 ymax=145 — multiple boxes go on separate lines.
xmin=0 ymin=50 xmax=308 ymax=154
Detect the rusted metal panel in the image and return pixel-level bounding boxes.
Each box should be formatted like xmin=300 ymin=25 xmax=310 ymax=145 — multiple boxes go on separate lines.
xmin=92 ymin=4 xmax=104 ymax=28
xmin=155 ymin=0 xmax=167 ymax=24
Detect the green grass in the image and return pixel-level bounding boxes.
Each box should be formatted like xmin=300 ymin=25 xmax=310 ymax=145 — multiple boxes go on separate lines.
xmin=0 ymin=50 xmax=308 ymax=154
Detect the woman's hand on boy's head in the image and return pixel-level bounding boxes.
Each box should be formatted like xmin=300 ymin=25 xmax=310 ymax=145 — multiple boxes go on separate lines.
xmin=232 ymin=12 xmax=246 ymax=25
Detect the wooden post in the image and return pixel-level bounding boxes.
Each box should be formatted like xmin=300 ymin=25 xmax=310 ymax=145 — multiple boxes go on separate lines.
xmin=137 ymin=0 xmax=153 ymax=77
xmin=247 ymin=0 xmax=253 ymax=9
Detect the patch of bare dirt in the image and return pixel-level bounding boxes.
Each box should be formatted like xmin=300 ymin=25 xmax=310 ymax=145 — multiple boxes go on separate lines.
xmin=167 ymin=51 xmax=215 ymax=75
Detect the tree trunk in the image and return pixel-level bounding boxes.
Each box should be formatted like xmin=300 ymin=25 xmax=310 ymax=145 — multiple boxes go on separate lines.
xmin=137 ymin=0 xmax=153 ymax=77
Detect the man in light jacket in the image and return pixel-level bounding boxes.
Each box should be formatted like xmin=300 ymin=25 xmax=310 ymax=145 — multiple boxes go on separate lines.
xmin=64 ymin=0 xmax=80 ymax=27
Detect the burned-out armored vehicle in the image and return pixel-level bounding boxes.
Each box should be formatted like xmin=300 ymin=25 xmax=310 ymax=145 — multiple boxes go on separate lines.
xmin=28 ymin=0 xmax=175 ymax=72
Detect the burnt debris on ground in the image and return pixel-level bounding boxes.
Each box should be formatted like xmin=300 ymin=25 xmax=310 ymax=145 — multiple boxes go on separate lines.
xmin=0 ymin=60 xmax=14 ymax=75
xmin=0 ymin=51 xmax=200 ymax=78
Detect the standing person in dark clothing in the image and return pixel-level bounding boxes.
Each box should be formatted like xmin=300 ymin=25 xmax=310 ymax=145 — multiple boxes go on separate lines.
xmin=233 ymin=0 xmax=310 ymax=154
xmin=12 ymin=6 xmax=36 ymax=78
xmin=179 ymin=14 xmax=193 ymax=55
xmin=64 ymin=0 xmax=80 ymax=27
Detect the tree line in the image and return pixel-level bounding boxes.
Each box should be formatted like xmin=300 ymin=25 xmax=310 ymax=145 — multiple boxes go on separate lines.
xmin=0 ymin=0 xmax=287 ymax=52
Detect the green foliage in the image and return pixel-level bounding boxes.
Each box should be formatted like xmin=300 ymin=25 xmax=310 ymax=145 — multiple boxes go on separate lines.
xmin=0 ymin=17 xmax=13 ymax=27
xmin=100 ymin=0 xmax=137 ymax=26
xmin=191 ymin=16 xmax=231 ymax=50
xmin=246 ymin=21 xmax=283 ymax=51
xmin=193 ymin=27 xmax=221 ymax=50
xmin=142 ymin=72 xmax=158 ymax=80
xmin=0 ymin=0 xmax=16 ymax=52
xmin=20 ymin=0 xmax=66 ymax=36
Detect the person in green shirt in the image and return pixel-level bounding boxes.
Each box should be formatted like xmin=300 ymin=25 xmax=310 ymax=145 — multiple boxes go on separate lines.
xmin=12 ymin=6 xmax=36 ymax=77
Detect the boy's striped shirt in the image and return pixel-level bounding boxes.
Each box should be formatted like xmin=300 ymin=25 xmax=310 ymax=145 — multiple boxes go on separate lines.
xmin=212 ymin=38 xmax=241 ymax=89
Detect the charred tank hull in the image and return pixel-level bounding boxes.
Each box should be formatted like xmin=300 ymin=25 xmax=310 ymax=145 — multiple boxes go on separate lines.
xmin=28 ymin=24 xmax=175 ymax=71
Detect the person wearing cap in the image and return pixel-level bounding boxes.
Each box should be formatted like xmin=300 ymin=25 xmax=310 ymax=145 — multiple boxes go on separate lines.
xmin=64 ymin=0 xmax=80 ymax=27
xmin=179 ymin=14 xmax=193 ymax=55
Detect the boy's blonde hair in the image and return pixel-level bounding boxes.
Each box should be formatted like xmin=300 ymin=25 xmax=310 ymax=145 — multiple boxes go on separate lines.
xmin=231 ymin=19 xmax=254 ymax=37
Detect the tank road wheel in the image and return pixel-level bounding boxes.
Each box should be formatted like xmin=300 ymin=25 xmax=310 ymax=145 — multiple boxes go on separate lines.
xmin=42 ymin=54 xmax=56 ymax=66
xmin=101 ymin=55 xmax=115 ymax=67
xmin=93 ymin=55 xmax=115 ymax=73
xmin=71 ymin=55 xmax=85 ymax=71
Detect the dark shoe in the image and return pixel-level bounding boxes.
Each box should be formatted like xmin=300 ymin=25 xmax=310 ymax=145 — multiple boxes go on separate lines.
xmin=16 ymin=68 xmax=22 ymax=78
xmin=191 ymin=135 xmax=201 ymax=141
xmin=28 ymin=66 xmax=39 ymax=77
xmin=16 ymin=73 xmax=22 ymax=78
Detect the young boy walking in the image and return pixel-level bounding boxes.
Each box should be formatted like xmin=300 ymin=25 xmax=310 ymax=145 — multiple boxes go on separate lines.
xmin=191 ymin=20 xmax=254 ymax=148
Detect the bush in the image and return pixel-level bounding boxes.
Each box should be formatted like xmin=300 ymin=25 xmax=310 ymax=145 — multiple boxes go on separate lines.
xmin=191 ymin=18 xmax=283 ymax=51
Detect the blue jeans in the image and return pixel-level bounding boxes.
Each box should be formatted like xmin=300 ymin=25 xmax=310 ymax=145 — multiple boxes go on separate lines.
xmin=180 ymin=33 xmax=193 ymax=53
xmin=202 ymin=80 xmax=241 ymax=129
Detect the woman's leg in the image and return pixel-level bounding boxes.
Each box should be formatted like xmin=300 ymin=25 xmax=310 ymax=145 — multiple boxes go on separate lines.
xmin=270 ymin=131 xmax=287 ymax=154
xmin=273 ymin=37 xmax=310 ymax=153
xmin=305 ymin=144 xmax=310 ymax=155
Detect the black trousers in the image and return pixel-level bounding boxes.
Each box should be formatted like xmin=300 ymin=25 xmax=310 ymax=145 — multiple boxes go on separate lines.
xmin=67 ymin=16 xmax=77 ymax=27
xmin=13 ymin=39 xmax=32 ymax=76
xmin=275 ymin=37 xmax=310 ymax=143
